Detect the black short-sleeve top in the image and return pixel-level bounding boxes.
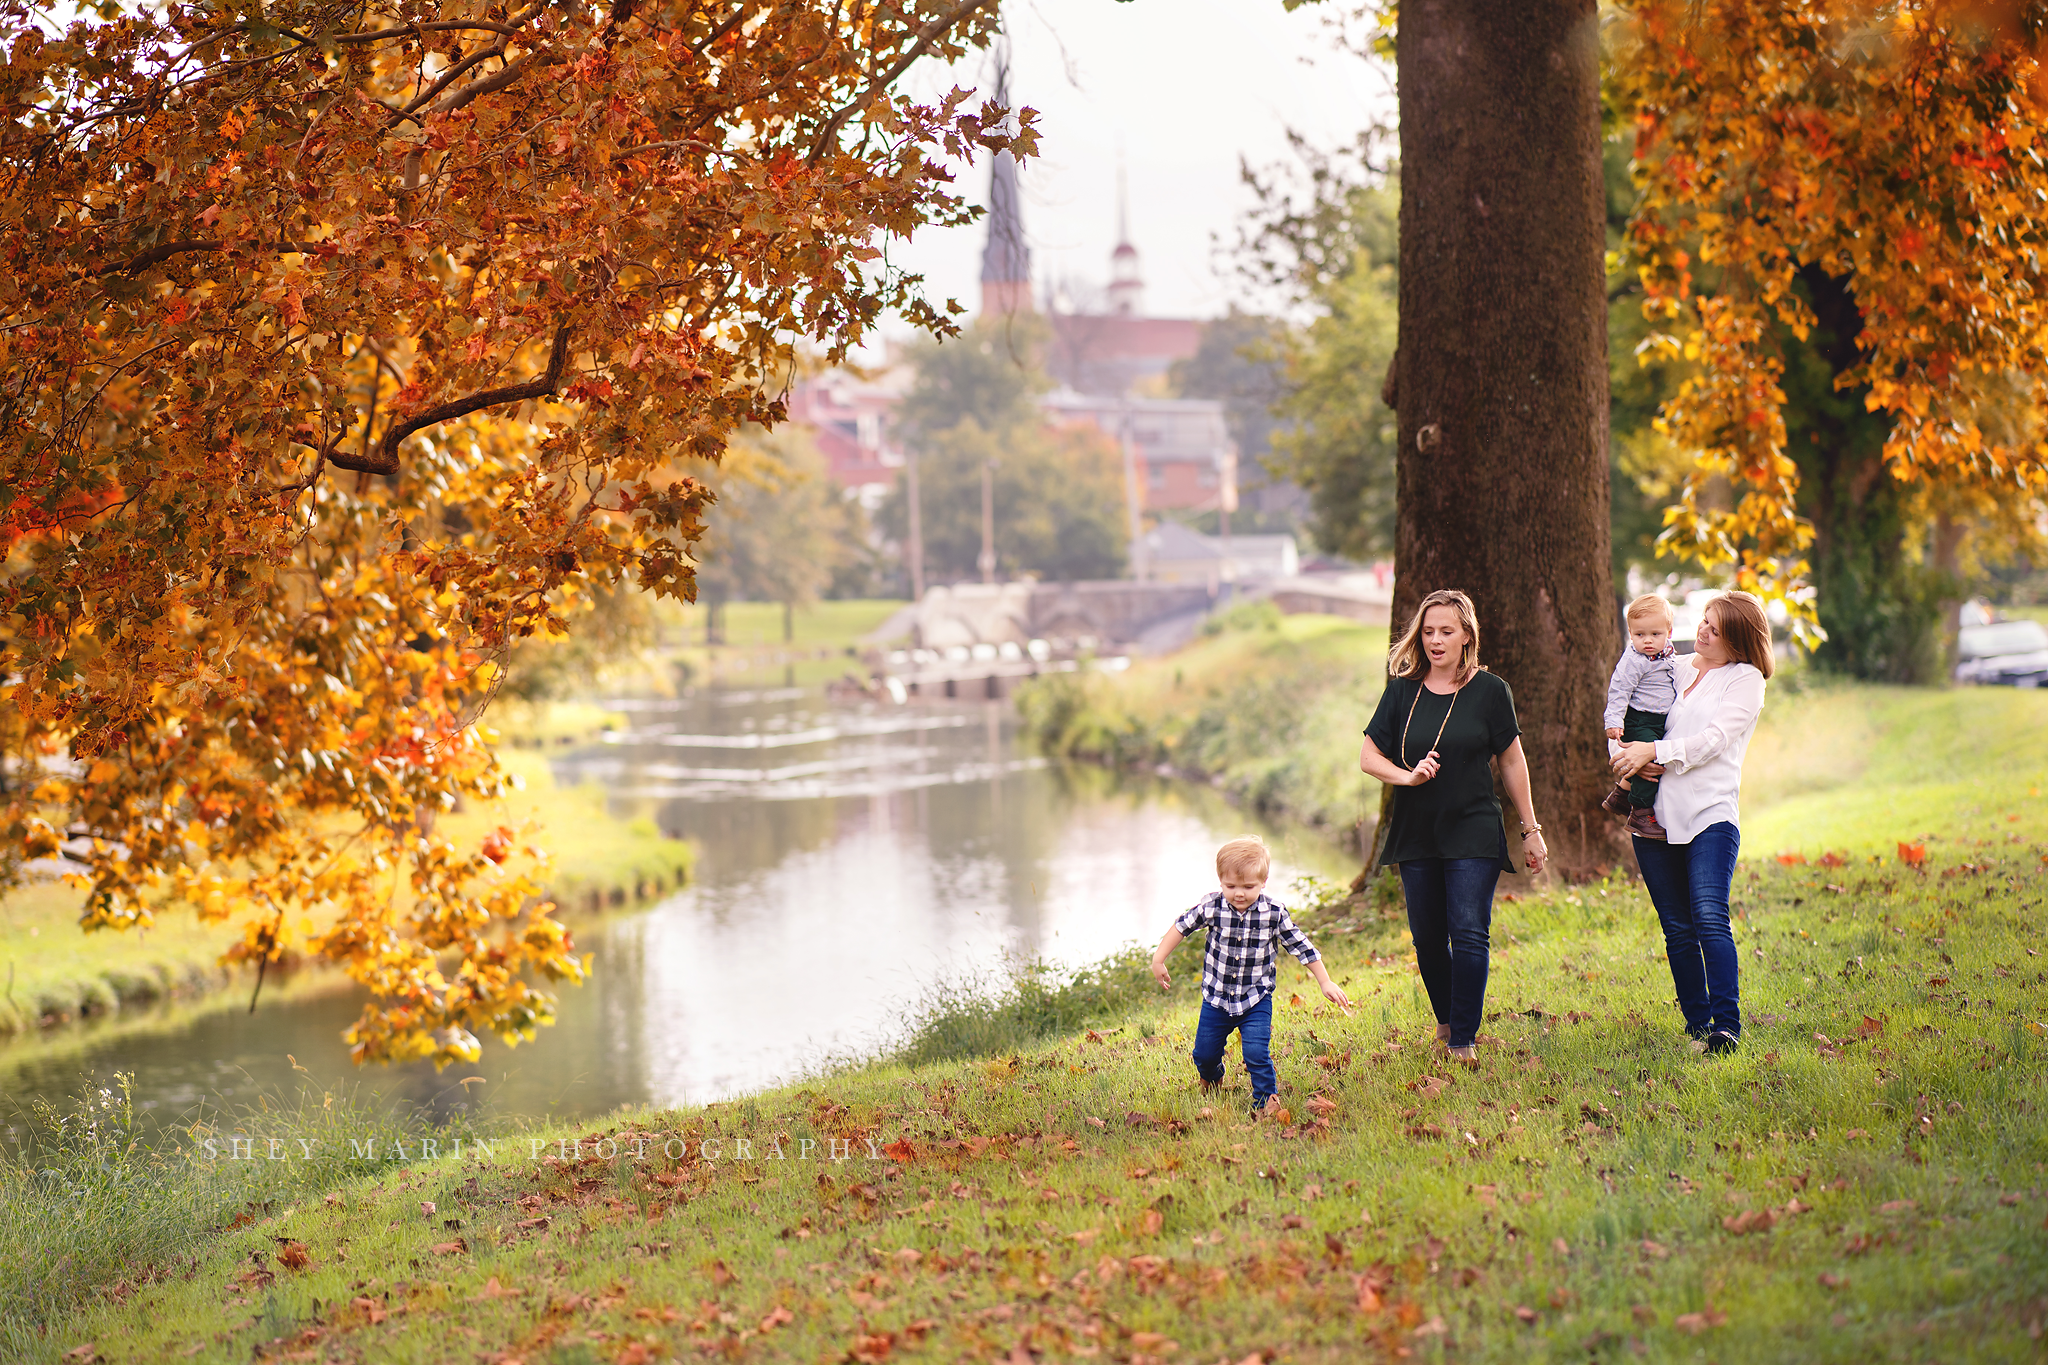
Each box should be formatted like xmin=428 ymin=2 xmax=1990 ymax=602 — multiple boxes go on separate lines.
xmin=1362 ymin=669 xmax=1522 ymax=870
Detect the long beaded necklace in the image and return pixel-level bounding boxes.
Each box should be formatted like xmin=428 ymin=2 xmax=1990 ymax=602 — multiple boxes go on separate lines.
xmin=1399 ymin=675 xmax=1462 ymax=770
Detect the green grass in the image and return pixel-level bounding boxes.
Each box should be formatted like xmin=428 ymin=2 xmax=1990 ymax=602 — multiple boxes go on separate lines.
xmin=1741 ymin=674 xmax=2048 ymax=860
xmin=16 ymin=849 xmax=2045 ymax=1364
xmin=667 ymin=597 xmax=907 ymax=689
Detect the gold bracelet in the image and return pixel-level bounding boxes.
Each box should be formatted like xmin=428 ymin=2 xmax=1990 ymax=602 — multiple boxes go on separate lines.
xmin=1520 ymin=823 xmax=1542 ymax=839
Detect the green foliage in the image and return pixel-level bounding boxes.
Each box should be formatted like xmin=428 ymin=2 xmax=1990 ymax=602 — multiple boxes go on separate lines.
xmin=879 ymin=321 xmax=1128 ymax=583
xmin=694 ymin=426 xmax=865 ymax=615
xmin=1235 ymin=145 xmax=1402 ymax=561
xmin=893 ymin=948 xmax=1182 ymax=1068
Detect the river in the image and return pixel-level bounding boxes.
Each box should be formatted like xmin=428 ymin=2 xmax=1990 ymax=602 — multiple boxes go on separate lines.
xmin=1 ymin=687 xmax=1354 ymax=1138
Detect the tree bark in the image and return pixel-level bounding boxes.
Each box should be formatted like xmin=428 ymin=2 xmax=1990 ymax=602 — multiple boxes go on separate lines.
xmin=1393 ymin=0 xmax=1623 ymax=879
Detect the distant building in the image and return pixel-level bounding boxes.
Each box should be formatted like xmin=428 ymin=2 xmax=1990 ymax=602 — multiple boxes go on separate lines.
xmin=785 ymin=369 xmax=908 ymax=510
xmin=1042 ymin=392 xmax=1236 ymax=514
xmin=1140 ymin=521 xmax=1298 ymax=588
xmin=1043 ymin=178 xmax=1204 ymax=395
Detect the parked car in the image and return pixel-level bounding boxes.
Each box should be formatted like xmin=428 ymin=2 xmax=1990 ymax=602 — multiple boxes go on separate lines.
xmin=1955 ymin=618 xmax=2048 ymax=687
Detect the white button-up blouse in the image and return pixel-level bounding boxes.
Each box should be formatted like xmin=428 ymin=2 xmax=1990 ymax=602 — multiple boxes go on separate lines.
xmin=1649 ymin=655 xmax=1767 ymax=845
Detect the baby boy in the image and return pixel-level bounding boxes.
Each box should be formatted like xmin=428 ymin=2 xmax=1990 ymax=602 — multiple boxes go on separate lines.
xmin=1601 ymin=593 xmax=1680 ymax=840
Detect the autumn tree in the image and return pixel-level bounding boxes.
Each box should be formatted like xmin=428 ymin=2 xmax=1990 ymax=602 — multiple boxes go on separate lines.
xmin=1617 ymin=0 xmax=2048 ymax=662
xmin=0 ymin=0 xmax=1023 ymax=1063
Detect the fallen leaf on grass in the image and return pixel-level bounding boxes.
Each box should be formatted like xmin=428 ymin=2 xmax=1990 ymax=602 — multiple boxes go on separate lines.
xmin=481 ymin=1276 xmax=523 ymax=1299
xmin=1138 ymin=1208 xmax=1164 ymax=1236
xmin=428 ymin=1240 xmax=466 ymax=1256
xmin=1639 ymin=1239 xmax=1669 ymax=1260
xmin=1279 ymin=1214 xmax=1307 ymax=1230
xmin=1632 ymin=1304 xmax=1657 ymax=1326
xmin=515 ymin=1217 xmax=550 ymax=1232
xmin=1776 ymin=851 xmax=1807 ymax=866
xmin=759 ymin=1306 xmax=794 ymax=1332
xmin=1407 ymin=1075 xmax=1449 ymax=1100
xmin=1306 ymin=1094 xmax=1339 ymax=1116
xmin=275 ymin=1240 xmax=310 ymax=1271
xmin=419 ymin=1200 xmax=436 ymax=1217
xmin=1898 ymin=842 xmax=1926 ymax=867
xmin=1130 ymin=1331 xmax=1179 ymax=1353
xmin=1853 ymin=1015 xmax=1885 ymax=1039
xmin=1818 ymin=1273 xmax=1847 ymax=1291
xmin=1674 ymin=1308 xmax=1728 ymax=1334
xmin=1722 ymin=1209 xmax=1778 ymax=1235
xmin=849 ymin=1332 xmax=894 ymax=1362
xmin=709 ymin=1259 xmax=738 ymax=1287
xmin=350 ymin=1297 xmax=387 ymax=1326
xmin=883 ymin=1139 xmax=917 ymax=1163
xmin=1879 ymin=1199 xmax=1916 ymax=1213
xmin=61 ymin=1347 xmax=94 ymax=1363
xmin=1086 ymin=1116 xmax=1106 ymax=1129
xmin=1844 ymin=1129 xmax=1868 ymax=1140
xmin=1514 ymin=1305 xmax=1538 ymax=1324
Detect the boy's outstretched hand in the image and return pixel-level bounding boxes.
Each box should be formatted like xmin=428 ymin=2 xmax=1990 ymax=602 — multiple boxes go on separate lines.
xmin=1307 ymin=961 xmax=1353 ymax=1016
xmin=1150 ymin=925 xmax=1184 ymax=991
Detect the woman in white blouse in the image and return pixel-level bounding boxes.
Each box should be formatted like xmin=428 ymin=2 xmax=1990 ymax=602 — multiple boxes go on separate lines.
xmin=1610 ymin=591 xmax=1774 ymax=1056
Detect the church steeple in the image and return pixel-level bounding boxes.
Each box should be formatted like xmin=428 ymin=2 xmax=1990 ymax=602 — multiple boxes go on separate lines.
xmin=978 ymin=37 xmax=1032 ymax=316
xmin=1106 ymin=159 xmax=1142 ymax=317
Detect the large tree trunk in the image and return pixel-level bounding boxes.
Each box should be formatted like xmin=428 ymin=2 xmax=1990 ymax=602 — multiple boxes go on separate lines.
xmin=1391 ymin=0 xmax=1624 ymax=879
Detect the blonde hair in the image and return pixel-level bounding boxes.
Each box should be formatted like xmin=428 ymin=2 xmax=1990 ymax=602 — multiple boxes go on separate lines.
xmin=1626 ymin=593 xmax=1676 ymax=628
xmin=1389 ymin=589 xmax=1481 ymax=682
xmin=1705 ymin=590 xmax=1775 ymax=679
xmin=1216 ymin=835 xmax=1271 ymax=881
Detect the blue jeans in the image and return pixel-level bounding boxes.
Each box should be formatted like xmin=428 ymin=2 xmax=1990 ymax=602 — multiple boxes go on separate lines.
xmin=1633 ymin=821 xmax=1742 ymax=1038
xmin=1397 ymin=857 xmax=1501 ymax=1048
xmin=1191 ymin=996 xmax=1276 ymax=1105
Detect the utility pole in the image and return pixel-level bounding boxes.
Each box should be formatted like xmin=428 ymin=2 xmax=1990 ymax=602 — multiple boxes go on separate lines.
xmin=1120 ymin=396 xmax=1146 ymax=581
xmin=905 ymin=447 xmax=926 ymax=600
xmin=978 ymin=458 xmax=998 ymax=584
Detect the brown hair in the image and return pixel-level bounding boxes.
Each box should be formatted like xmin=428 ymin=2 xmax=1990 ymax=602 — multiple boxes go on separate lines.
xmin=1625 ymin=593 xmax=1676 ymax=628
xmin=1705 ymin=590 xmax=1775 ymax=678
xmin=1216 ymin=835 xmax=1271 ymax=881
xmin=1389 ymin=589 xmax=1482 ymax=682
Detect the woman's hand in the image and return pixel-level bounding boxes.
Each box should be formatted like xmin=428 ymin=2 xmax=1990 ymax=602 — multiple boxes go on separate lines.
xmin=1405 ymin=751 xmax=1441 ymax=786
xmin=1610 ymin=741 xmax=1658 ymax=781
xmin=1521 ymin=830 xmax=1548 ymax=875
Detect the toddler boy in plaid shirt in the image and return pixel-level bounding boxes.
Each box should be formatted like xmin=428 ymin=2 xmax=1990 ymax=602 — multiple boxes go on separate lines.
xmin=1150 ymin=836 xmax=1351 ymax=1118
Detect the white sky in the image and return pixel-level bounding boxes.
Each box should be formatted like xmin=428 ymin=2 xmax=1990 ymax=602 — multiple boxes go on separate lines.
xmin=886 ymin=0 xmax=1393 ymax=332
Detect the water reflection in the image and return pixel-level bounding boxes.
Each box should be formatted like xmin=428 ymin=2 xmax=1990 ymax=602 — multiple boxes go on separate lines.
xmin=3 ymin=692 xmax=1353 ymax=1138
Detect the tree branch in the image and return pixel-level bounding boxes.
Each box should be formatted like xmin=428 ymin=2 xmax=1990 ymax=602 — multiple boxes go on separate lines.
xmin=111 ymin=239 xmax=326 ymax=275
xmin=807 ymin=0 xmax=999 ymax=164
xmin=429 ymin=47 xmax=561 ymax=117
xmin=331 ymin=325 xmax=572 ymax=476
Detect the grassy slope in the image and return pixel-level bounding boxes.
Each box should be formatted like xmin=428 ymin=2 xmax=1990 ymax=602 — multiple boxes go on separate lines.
xmin=24 ymin=849 xmax=2046 ymax=1364
xmin=1018 ymin=606 xmax=1390 ymax=840
xmin=0 ymin=713 xmax=691 ymax=1041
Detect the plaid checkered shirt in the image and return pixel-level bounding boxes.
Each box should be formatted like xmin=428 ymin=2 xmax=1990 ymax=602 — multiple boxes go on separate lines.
xmin=1173 ymin=891 xmax=1320 ymax=1014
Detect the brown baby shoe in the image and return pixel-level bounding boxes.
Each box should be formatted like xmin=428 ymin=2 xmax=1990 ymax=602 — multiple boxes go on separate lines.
xmin=1626 ymin=807 xmax=1668 ymax=841
xmin=1600 ymin=784 xmax=1632 ymax=816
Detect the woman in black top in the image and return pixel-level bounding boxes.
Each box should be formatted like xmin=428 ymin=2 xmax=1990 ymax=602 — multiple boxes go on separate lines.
xmin=1359 ymin=589 xmax=1547 ymax=1064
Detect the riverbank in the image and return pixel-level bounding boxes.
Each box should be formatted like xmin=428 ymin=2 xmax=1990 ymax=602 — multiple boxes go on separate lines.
xmin=1018 ymin=602 xmax=1389 ymax=846
xmin=1017 ymin=608 xmax=2048 ymax=865
xmin=0 ymin=715 xmax=693 ymax=1043
xmin=13 ymin=841 xmax=2043 ymax=1363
